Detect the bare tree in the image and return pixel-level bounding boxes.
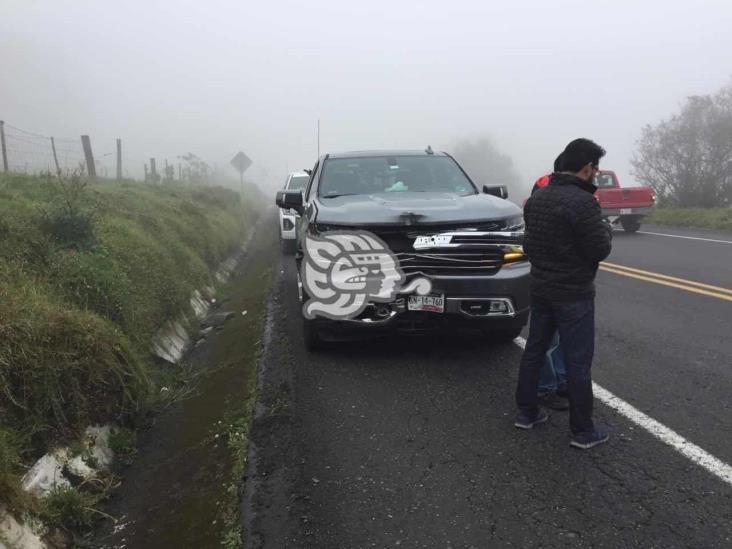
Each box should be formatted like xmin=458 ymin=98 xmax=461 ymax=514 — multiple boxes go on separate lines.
xmin=631 ymin=84 xmax=732 ymax=207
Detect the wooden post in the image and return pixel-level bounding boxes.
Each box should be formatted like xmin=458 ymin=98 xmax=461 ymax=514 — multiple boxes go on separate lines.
xmin=116 ymin=138 xmax=122 ymax=180
xmin=144 ymin=163 xmax=149 ymax=181
xmin=150 ymin=158 xmax=157 ymax=182
xmin=81 ymin=135 xmax=96 ymax=177
xmin=50 ymin=137 xmax=61 ymax=176
xmin=0 ymin=121 xmax=8 ymax=172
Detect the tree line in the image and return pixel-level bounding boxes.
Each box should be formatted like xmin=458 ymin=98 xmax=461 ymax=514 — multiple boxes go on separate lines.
xmin=632 ymin=82 xmax=731 ymax=208
xmin=452 ymin=82 xmax=731 ymax=208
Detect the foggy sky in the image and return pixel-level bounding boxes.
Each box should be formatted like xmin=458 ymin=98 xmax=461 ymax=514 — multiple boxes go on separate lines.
xmin=3 ymin=0 xmax=731 ymax=198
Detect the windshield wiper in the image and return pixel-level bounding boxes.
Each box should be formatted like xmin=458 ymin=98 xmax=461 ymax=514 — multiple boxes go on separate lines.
xmin=321 ymin=193 xmax=359 ymax=199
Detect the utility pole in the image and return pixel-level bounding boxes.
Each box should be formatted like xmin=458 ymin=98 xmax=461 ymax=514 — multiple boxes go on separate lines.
xmin=116 ymin=139 xmax=122 ymax=180
xmin=81 ymin=135 xmax=96 ymax=177
xmin=317 ymin=119 xmax=320 ymax=158
xmin=50 ymin=137 xmax=61 ymax=176
xmin=0 ymin=121 xmax=8 ymax=172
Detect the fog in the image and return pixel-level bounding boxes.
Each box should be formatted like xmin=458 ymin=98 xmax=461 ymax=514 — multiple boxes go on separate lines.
xmin=2 ymin=0 xmax=731 ymax=200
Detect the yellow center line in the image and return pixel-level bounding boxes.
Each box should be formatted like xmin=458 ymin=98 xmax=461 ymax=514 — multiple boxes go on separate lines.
xmin=602 ymin=261 xmax=732 ymax=296
xmin=599 ymin=264 xmax=732 ymax=302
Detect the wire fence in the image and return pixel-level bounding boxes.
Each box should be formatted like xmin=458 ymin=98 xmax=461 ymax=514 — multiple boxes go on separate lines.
xmin=0 ymin=120 xmax=210 ymax=183
xmin=2 ymin=122 xmax=87 ymax=175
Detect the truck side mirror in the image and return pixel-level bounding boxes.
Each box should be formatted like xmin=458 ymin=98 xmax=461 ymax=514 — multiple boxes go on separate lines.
xmin=276 ymin=190 xmax=304 ymax=214
xmin=483 ymin=185 xmax=509 ymax=199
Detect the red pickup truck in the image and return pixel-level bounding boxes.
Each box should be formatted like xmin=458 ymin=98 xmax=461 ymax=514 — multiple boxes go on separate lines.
xmin=595 ymin=170 xmax=656 ymax=233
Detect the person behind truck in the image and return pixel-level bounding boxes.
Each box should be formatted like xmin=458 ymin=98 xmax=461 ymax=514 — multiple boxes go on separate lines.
xmin=515 ymin=139 xmax=612 ymax=450
xmin=530 ymin=152 xmax=570 ymax=412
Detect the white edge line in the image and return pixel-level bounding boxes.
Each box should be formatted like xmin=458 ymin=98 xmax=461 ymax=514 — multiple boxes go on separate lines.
xmin=638 ymin=231 xmax=732 ymax=245
xmin=513 ymin=336 xmax=732 ymax=487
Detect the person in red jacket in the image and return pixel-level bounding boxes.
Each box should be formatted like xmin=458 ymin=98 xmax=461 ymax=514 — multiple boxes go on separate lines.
xmin=528 ymin=152 xmax=569 ymax=411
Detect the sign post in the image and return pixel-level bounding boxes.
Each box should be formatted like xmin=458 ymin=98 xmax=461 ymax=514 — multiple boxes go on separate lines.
xmin=230 ymin=151 xmax=252 ymax=194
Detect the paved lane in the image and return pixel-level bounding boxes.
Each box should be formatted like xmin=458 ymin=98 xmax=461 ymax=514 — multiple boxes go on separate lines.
xmin=593 ymin=226 xmax=732 ymax=464
xmin=246 ymin=225 xmax=732 ymax=548
xmin=606 ymin=225 xmax=732 ymax=287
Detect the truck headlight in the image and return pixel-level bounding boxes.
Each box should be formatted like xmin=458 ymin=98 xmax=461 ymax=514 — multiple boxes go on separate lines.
xmin=505 ymin=216 xmax=525 ymax=231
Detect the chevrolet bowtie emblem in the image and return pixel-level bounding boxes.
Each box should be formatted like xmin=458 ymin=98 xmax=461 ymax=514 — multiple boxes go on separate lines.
xmin=399 ymin=211 xmax=424 ymax=226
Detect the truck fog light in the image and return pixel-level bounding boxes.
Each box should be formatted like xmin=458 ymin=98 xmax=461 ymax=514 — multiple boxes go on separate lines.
xmin=490 ymin=300 xmax=509 ymax=313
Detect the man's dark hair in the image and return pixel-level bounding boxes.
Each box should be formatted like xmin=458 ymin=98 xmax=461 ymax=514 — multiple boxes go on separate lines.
xmin=553 ymin=152 xmax=565 ymax=172
xmin=559 ymin=138 xmax=606 ymax=172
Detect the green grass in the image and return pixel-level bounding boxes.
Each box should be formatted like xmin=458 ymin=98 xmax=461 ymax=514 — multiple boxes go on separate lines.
xmin=0 ymin=173 xmax=264 ymax=517
xmin=647 ymin=207 xmax=732 ymax=232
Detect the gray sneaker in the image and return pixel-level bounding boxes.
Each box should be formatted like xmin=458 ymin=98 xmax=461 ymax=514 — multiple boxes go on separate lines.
xmin=570 ymin=427 xmax=610 ymax=449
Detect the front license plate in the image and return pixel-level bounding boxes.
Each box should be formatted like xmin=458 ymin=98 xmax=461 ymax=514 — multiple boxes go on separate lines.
xmin=620 ymin=208 xmax=632 ymax=215
xmin=407 ymin=294 xmax=445 ymax=313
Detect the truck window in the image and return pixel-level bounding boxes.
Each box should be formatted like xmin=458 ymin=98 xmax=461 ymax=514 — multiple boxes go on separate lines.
xmin=595 ymin=174 xmax=616 ymax=188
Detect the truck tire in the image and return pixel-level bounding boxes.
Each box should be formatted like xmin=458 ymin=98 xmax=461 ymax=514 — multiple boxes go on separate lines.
xmin=298 ymin=272 xmax=325 ymax=352
xmin=620 ymin=217 xmax=642 ymax=233
xmin=302 ymin=317 xmax=324 ymax=352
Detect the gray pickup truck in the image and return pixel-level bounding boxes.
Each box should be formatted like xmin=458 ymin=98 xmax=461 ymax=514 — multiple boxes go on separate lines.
xmin=276 ymin=149 xmax=530 ymax=350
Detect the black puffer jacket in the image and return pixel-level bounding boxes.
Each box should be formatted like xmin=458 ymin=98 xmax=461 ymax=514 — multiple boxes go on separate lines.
xmin=523 ymin=173 xmax=612 ymax=301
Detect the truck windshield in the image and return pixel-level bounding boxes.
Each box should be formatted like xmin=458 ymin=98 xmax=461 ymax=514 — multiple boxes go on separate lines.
xmin=318 ymin=156 xmax=477 ymax=198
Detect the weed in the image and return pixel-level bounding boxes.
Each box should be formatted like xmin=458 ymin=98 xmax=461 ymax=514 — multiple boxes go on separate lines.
xmin=39 ymin=170 xmax=97 ymax=250
xmin=108 ymin=428 xmax=137 ymax=467
xmin=0 ymin=428 xmax=31 ymax=511
xmin=40 ymin=487 xmax=104 ymax=532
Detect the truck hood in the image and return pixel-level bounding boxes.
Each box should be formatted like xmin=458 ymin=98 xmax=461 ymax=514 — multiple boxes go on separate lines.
xmin=314 ymin=192 xmax=521 ymax=226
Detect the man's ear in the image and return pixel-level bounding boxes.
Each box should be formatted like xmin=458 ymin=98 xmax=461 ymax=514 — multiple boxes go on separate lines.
xmin=577 ymin=163 xmax=593 ymax=181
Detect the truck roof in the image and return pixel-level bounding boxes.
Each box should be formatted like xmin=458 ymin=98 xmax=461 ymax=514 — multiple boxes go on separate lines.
xmin=326 ymin=149 xmax=448 ymax=159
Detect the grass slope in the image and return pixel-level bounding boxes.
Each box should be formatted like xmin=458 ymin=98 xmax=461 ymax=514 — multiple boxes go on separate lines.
xmin=0 ymin=173 xmax=264 ymax=518
xmin=647 ymin=207 xmax=732 ymax=232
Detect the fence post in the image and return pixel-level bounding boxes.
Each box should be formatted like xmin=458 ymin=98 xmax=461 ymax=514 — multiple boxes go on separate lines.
xmin=116 ymin=138 xmax=122 ymax=180
xmin=50 ymin=137 xmax=61 ymax=176
xmin=150 ymin=158 xmax=157 ymax=183
xmin=0 ymin=121 xmax=8 ymax=172
xmin=81 ymin=135 xmax=96 ymax=177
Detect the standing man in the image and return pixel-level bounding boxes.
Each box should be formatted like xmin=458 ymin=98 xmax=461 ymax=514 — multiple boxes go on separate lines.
xmin=514 ymin=138 xmax=612 ymax=449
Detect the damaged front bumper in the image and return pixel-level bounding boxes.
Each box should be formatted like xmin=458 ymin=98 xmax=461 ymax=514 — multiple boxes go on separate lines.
xmin=310 ymin=262 xmax=531 ymax=337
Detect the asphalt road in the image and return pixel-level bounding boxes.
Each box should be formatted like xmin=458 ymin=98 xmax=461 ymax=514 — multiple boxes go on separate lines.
xmin=244 ymin=224 xmax=732 ymax=549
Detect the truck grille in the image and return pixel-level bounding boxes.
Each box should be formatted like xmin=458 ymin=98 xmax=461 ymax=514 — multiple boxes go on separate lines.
xmin=395 ymin=250 xmax=503 ymax=275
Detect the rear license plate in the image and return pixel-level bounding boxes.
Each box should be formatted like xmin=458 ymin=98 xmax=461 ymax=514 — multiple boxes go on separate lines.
xmin=620 ymin=208 xmax=632 ymax=215
xmin=407 ymin=294 xmax=445 ymax=313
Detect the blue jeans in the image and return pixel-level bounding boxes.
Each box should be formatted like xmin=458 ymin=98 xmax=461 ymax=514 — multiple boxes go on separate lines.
xmin=538 ymin=332 xmax=566 ymax=394
xmin=516 ymin=299 xmax=595 ymax=435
